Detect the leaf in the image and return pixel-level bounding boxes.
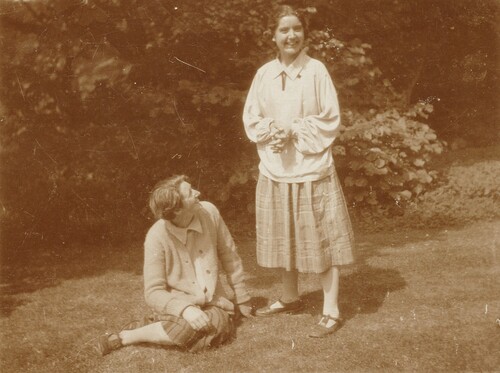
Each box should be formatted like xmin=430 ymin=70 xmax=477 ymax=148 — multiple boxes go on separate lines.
xmin=354 ymin=192 xmax=367 ymax=202
xmin=346 ymin=78 xmax=360 ymax=86
xmin=380 ymin=181 xmax=391 ymax=190
xmin=416 ymin=170 xmax=433 ymax=183
xmin=366 ymin=152 xmax=378 ymax=161
xmin=404 ymin=171 xmax=417 ymax=181
xmin=347 ymin=46 xmax=365 ymax=55
xmin=374 ymin=159 xmax=386 ymax=168
xmin=377 ymin=167 xmax=389 ymax=175
xmin=349 ymin=147 xmax=362 ymax=156
xmin=332 ymin=145 xmax=346 ymax=156
xmin=237 ymin=172 xmax=248 ymax=184
xmin=399 ymin=190 xmax=412 ymax=200
xmin=413 ymin=184 xmax=424 ymax=195
xmin=413 ymin=159 xmax=425 ymax=167
xmin=387 ymin=174 xmax=404 ymax=186
xmin=349 ymin=160 xmax=363 ymax=171
xmin=355 ymin=178 xmax=368 ymax=187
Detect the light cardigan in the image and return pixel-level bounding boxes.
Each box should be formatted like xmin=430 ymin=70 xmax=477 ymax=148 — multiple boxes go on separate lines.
xmin=143 ymin=201 xmax=250 ymax=317
xmin=243 ymin=49 xmax=341 ymax=183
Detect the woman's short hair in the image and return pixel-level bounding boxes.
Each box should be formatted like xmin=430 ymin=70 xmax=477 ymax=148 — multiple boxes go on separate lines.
xmin=149 ymin=175 xmax=187 ymax=221
xmin=268 ymin=5 xmax=309 ymax=38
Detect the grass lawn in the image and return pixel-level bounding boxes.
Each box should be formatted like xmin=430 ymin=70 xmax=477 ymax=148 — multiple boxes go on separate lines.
xmin=1 ymin=218 xmax=499 ymax=372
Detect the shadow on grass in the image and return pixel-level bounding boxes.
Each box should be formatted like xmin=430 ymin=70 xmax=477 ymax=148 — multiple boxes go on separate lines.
xmin=302 ymin=264 xmax=407 ymax=321
xmin=242 ymin=231 xmax=411 ymax=321
xmin=302 ymin=231 xmax=411 ymax=319
xmin=0 ymin=240 xmax=144 ymax=317
xmin=1 ymin=226 xmax=421 ymax=317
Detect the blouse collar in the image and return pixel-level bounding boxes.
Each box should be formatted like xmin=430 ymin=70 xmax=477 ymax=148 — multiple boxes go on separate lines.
xmin=271 ymin=48 xmax=309 ymax=80
xmin=165 ymin=212 xmax=202 ymax=245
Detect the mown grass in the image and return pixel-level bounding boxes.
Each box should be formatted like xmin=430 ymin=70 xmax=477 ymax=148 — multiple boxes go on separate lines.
xmin=1 ymin=146 xmax=499 ymax=372
xmin=1 ymin=219 xmax=499 ymax=372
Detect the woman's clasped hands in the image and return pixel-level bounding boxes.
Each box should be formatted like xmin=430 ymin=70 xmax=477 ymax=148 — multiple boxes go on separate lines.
xmin=269 ymin=121 xmax=292 ymax=153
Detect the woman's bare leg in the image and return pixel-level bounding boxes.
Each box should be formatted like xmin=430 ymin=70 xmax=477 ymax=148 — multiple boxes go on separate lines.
xmin=119 ymin=322 xmax=174 ymax=346
xmin=320 ymin=266 xmax=340 ymax=321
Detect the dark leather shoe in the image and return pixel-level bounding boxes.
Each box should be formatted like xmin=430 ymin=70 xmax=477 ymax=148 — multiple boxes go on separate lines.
xmin=255 ymin=299 xmax=304 ymax=317
xmin=308 ymin=315 xmax=343 ymax=338
xmin=97 ymin=333 xmax=122 ymax=356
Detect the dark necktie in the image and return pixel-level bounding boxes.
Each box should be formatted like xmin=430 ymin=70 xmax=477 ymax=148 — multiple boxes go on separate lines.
xmin=281 ymin=71 xmax=286 ymax=91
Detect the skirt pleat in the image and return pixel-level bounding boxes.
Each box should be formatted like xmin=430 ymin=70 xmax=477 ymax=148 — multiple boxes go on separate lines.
xmin=256 ymin=170 xmax=355 ymax=273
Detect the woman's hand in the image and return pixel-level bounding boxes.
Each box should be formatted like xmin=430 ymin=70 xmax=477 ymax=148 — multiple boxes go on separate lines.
xmin=270 ymin=121 xmax=292 ymax=153
xmin=237 ymin=302 xmax=254 ymax=318
xmin=181 ymin=306 xmax=213 ymax=332
xmin=235 ymin=300 xmax=254 ymax=319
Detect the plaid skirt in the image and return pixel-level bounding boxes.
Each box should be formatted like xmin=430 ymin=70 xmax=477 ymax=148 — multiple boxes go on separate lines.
xmin=152 ymin=306 xmax=233 ymax=353
xmin=256 ymin=171 xmax=355 ymax=273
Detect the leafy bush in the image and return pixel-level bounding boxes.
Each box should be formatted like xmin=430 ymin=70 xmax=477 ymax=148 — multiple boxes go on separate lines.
xmin=336 ymin=103 xmax=444 ymax=209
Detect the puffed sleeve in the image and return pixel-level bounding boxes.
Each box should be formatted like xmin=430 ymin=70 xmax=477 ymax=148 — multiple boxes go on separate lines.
xmin=291 ymin=65 xmax=341 ymax=155
xmin=242 ymin=70 xmax=274 ymax=144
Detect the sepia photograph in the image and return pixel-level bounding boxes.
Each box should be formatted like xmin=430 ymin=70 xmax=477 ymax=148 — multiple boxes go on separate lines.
xmin=0 ymin=0 xmax=498 ymax=371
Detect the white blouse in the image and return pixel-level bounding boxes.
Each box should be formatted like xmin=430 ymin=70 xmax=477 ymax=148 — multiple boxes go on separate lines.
xmin=243 ymin=49 xmax=341 ymax=183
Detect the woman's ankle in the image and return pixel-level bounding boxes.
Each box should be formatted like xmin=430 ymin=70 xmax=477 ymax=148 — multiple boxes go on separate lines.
xmin=322 ymin=307 xmax=340 ymax=319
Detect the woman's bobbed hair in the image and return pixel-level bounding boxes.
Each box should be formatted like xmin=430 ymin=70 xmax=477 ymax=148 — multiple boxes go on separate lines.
xmin=267 ymin=4 xmax=309 ymax=39
xmin=149 ymin=175 xmax=187 ymax=221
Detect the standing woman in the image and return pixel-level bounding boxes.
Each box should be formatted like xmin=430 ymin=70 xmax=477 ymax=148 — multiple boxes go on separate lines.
xmin=243 ymin=5 xmax=355 ymax=337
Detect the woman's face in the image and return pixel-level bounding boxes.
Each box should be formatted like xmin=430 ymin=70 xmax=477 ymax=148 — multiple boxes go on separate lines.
xmin=178 ymin=181 xmax=200 ymax=211
xmin=273 ymin=15 xmax=305 ymax=62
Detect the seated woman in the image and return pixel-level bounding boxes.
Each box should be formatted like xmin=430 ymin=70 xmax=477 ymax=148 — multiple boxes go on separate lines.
xmin=97 ymin=175 xmax=253 ymax=355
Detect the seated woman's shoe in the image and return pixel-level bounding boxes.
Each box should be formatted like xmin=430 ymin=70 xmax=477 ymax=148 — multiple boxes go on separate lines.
xmin=308 ymin=315 xmax=343 ymax=338
xmin=97 ymin=333 xmax=123 ymax=356
xmin=255 ymin=299 xmax=304 ymax=317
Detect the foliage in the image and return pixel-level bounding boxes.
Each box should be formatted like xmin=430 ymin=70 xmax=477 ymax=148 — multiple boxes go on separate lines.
xmin=354 ymin=146 xmax=500 ymax=232
xmin=0 ymin=0 xmax=497 ymax=248
xmin=317 ymin=0 xmax=499 ymax=145
xmin=337 ymin=103 xmax=444 ymax=209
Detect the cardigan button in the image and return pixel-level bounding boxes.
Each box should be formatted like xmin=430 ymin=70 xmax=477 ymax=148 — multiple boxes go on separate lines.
xmin=206 ymin=270 xmax=211 ymax=274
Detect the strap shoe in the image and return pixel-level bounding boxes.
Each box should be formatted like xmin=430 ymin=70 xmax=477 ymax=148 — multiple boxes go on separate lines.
xmin=255 ymin=299 xmax=304 ymax=317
